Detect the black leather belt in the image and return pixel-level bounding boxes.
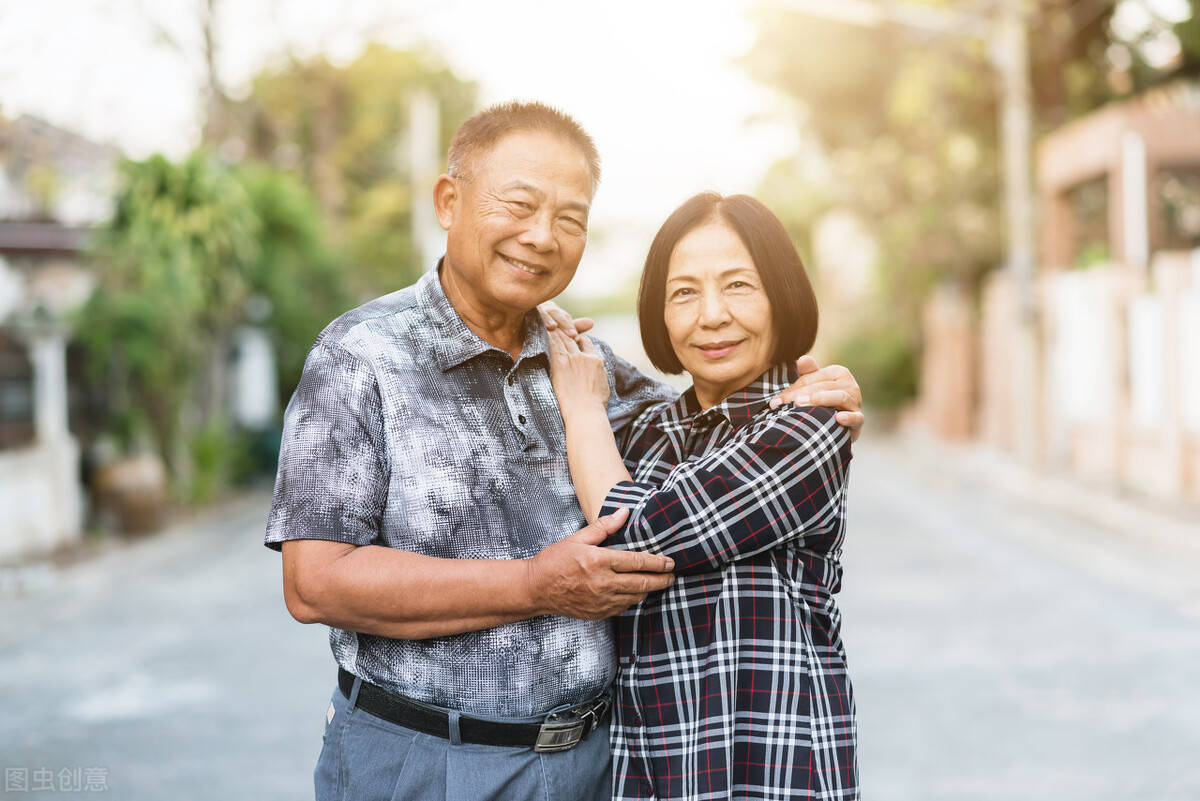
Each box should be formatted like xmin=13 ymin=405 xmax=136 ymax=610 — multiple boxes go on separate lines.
xmin=337 ymin=668 xmax=611 ymax=752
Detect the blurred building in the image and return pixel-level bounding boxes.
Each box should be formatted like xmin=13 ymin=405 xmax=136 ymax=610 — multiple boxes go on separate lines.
xmin=0 ymin=115 xmax=114 ymax=561
xmin=923 ymin=80 xmax=1200 ymax=502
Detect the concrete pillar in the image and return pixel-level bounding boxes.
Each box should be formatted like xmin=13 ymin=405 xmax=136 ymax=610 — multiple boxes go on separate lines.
xmin=1122 ymin=132 xmax=1149 ymax=272
xmin=408 ymin=89 xmax=443 ymax=271
xmin=920 ymin=285 xmax=976 ymax=441
xmin=26 ymin=326 xmax=82 ymax=550
xmin=230 ymin=325 xmax=278 ymax=428
xmin=29 ymin=329 xmax=70 ymax=443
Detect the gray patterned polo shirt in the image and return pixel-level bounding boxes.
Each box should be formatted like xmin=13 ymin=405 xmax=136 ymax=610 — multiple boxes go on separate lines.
xmin=265 ymin=263 xmax=674 ymax=718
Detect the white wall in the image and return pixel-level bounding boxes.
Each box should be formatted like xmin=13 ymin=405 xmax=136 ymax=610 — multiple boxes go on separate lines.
xmin=0 ymin=440 xmax=81 ymax=562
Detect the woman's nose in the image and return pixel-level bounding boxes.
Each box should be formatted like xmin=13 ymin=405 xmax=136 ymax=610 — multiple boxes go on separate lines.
xmin=698 ymin=293 xmax=731 ymax=327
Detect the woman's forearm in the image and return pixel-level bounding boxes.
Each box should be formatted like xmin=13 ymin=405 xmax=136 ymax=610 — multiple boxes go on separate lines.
xmin=562 ymin=400 xmax=632 ymax=523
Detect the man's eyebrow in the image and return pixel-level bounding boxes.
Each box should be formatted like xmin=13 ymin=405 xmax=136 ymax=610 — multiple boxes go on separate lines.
xmin=498 ymin=181 xmax=589 ymax=215
xmin=498 ymin=181 xmax=545 ymax=198
xmin=559 ymin=199 xmax=590 ymax=216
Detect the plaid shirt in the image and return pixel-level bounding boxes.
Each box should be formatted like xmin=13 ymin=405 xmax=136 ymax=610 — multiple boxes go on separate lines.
xmin=599 ymin=365 xmax=858 ymax=800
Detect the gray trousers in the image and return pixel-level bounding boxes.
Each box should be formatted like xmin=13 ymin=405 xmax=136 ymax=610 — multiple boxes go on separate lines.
xmin=314 ymin=680 xmax=613 ymax=801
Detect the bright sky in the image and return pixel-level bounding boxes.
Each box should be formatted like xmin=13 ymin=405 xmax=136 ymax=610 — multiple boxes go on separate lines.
xmin=0 ymin=0 xmax=800 ymax=296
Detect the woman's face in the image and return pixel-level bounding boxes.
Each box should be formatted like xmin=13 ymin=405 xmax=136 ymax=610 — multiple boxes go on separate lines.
xmin=664 ymin=220 xmax=776 ymax=409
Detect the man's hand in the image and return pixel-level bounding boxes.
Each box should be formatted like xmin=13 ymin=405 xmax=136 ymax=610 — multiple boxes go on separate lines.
xmin=527 ymin=508 xmax=674 ymax=619
xmin=537 ymin=300 xmax=594 ymax=339
xmin=770 ymin=355 xmax=866 ymax=442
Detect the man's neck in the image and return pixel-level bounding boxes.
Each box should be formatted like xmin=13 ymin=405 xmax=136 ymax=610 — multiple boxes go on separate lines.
xmin=439 ymin=268 xmax=527 ymax=360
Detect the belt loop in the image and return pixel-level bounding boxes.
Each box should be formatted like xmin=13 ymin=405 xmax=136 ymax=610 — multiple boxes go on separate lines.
xmin=447 ymin=710 xmax=462 ymax=745
xmin=347 ymin=676 xmax=363 ymax=710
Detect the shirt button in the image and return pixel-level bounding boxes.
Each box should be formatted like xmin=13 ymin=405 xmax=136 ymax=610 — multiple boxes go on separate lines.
xmin=518 ymin=414 xmax=526 ymax=425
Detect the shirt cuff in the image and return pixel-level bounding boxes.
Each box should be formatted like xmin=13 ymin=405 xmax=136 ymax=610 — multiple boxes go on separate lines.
xmin=598 ymin=480 xmax=656 ymax=519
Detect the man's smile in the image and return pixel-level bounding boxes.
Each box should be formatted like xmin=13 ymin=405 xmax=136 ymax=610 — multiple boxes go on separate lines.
xmin=499 ymin=253 xmax=547 ymax=276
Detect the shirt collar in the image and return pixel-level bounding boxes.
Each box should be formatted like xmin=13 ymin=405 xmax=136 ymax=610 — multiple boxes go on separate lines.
xmin=417 ymin=260 xmax=550 ymax=372
xmin=655 ymin=363 xmax=799 ymax=433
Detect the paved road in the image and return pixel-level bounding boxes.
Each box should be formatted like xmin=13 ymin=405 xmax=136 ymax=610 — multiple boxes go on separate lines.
xmin=1 ymin=437 xmax=1197 ymax=799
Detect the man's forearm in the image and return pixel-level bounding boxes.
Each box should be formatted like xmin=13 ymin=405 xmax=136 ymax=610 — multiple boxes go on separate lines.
xmin=284 ymin=541 xmax=541 ymax=640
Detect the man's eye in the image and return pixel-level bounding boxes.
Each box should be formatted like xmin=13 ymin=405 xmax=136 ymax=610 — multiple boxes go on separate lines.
xmin=560 ymin=217 xmax=586 ymax=232
xmin=509 ymin=201 xmax=533 ymax=212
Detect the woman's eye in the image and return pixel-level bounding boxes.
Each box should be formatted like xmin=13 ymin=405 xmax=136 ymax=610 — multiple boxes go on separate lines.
xmin=671 ymin=288 xmax=694 ymax=299
xmin=729 ymin=281 xmax=751 ymax=290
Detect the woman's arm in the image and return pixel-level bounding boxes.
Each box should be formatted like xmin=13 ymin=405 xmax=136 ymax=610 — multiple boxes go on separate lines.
xmin=601 ymin=405 xmax=851 ymax=575
xmin=547 ymin=327 xmax=633 ymax=523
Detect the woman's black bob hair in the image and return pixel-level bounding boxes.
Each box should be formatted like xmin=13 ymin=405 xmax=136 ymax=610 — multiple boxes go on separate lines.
xmin=637 ymin=192 xmax=818 ymax=375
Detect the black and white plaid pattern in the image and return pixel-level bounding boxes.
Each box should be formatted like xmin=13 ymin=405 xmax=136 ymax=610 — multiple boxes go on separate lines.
xmin=264 ymin=263 xmax=674 ymax=718
xmin=599 ymin=365 xmax=858 ymax=800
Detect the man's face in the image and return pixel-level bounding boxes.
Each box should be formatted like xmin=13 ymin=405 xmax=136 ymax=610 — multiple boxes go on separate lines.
xmin=438 ymin=131 xmax=593 ymax=318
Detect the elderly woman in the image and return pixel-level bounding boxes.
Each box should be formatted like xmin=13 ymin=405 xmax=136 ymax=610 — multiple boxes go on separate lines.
xmin=547 ymin=192 xmax=857 ymax=800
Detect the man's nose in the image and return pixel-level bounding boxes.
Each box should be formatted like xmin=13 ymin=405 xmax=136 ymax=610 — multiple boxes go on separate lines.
xmin=517 ymin=211 xmax=556 ymax=252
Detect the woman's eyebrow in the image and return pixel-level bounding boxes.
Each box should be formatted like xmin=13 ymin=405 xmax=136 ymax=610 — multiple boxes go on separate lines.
xmin=668 ymin=266 xmax=755 ymax=284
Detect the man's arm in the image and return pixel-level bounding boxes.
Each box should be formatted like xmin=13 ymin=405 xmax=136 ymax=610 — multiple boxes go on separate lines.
xmin=268 ymin=340 xmax=673 ymax=640
xmin=772 ymin=355 xmax=865 ymax=441
xmin=280 ymin=508 xmax=674 ymax=640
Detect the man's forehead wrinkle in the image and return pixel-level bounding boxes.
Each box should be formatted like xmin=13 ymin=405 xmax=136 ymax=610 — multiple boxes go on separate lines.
xmin=486 ymin=177 xmax=591 ymax=216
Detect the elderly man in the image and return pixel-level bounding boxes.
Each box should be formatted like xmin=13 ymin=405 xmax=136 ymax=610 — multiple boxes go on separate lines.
xmin=266 ymin=101 xmax=864 ymax=801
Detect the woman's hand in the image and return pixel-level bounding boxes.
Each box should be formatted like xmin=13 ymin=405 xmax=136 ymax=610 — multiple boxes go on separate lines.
xmin=537 ymin=300 xmax=594 ymax=338
xmin=547 ymin=326 xmax=610 ymax=418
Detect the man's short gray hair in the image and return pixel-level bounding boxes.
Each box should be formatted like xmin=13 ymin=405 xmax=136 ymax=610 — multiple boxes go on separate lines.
xmin=446 ymin=100 xmax=601 ymax=190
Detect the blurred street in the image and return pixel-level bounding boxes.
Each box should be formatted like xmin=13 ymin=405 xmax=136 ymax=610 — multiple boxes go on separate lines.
xmin=2 ymin=435 xmax=1199 ymax=800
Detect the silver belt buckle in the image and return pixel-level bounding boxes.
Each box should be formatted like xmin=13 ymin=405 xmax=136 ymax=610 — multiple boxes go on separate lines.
xmin=534 ymin=717 xmax=586 ymax=752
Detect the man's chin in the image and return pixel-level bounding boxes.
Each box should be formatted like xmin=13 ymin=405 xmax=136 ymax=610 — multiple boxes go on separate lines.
xmin=495 ymin=281 xmax=565 ymax=313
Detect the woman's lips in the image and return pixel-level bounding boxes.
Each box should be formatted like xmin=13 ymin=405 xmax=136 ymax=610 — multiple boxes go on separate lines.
xmin=695 ymin=340 xmax=742 ymax=359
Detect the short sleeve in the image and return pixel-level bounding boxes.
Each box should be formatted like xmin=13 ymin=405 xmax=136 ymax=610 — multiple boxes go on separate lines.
xmin=264 ymin=342 xmax=389 ymax=551
xmin=590 ymin=337 xmax=677 ymax=433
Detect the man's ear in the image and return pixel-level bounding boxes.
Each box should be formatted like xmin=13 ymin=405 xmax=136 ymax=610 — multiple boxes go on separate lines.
xmin=433 ymin=174 xmax=458 ymax=232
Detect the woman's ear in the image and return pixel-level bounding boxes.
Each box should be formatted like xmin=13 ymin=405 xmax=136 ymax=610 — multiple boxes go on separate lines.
xmin=433 ymin=174 xmax=458 ymax=231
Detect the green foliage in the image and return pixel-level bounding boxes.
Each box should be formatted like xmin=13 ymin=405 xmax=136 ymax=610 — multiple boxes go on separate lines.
xmin=232 ymin=44 xmax=478 ymax=296
xmin=187 ymin=416 xmax=247 ymax=504
xmin=78 ymin=152 xmax=348 ymax=500
xmin=829 ymin=324 xmax=919 ymax=411
xmin=743 ymin=0 xmax=1197 ymax=408
xmin=234 ymin=163 xmax=350 ymax=399
xmin=77 ymin=152 xmax=259 ymax=465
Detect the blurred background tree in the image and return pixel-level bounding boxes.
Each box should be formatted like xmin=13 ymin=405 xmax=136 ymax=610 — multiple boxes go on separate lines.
xmin=743 ymin=0 xmax=1200 ymax=411
xmin=76 ymin=152 xmax=351 ymax=500
xmin=76 ymin=153 xmax=257 ymax=490
xmin=72 ymin=7 xmax=479 ymax=502
xmin=225 ymin=44 xmax=477 ymax=298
